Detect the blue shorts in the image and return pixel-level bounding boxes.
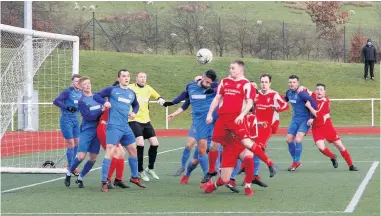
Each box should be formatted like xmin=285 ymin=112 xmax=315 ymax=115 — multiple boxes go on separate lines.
xmin=194 ymin=118 xmax=214 ymax=142
xmin=188 ymin=123 xmax=197 ymax=139
xmin=60 ymin=115 xmax=80 ymax=139
xmin=287 ymin=118 xmax=310 ymax=136
xmin=77 ymin=128 xmax=100 ymax=154
xmin=106 ymin=124 xmax=136 ymax=146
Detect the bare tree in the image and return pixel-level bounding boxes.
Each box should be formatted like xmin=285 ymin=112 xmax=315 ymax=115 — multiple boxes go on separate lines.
xmin=232 ymin=14 xmax=250 ymax=58
xmin=106 ymin=18 xmax=136 ymax=51
xmin=210 ymin=15 xmax=228 ymax=57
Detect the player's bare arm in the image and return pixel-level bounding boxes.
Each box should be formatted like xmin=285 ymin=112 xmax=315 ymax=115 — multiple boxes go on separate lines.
xmin=206 ymin=94 xmax=222 ymax=124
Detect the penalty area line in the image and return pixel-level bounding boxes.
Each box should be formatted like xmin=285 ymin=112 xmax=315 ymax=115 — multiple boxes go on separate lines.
xmin=1 ymin=147 xmax=184 ymax=194
xmin=344 ymin=161 xmax=380 ymax=213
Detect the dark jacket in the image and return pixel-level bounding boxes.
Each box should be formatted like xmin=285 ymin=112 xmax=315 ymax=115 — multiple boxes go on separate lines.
xmin=362 ymin=44 xmax=377 ymax=62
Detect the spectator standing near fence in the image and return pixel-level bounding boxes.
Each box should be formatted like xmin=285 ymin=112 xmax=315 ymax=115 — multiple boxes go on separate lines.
xmin=362 ymin=38 xmax=377 ymax=80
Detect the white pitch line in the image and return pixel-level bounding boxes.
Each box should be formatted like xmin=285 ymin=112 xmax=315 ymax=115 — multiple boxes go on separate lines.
xmin=1 ymin=147 xmax=184 ymax=194
xmin=1 ymin=210 xmax=344 ymax=215
xmin=344 ymin=161 xmax=380 ymax=213
xmin=154 ymin=160 xmax=376 ymax=164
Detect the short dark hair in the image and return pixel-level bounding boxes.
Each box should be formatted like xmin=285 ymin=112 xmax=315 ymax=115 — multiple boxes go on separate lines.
xmin=112 ymin=80 xmax=120 ymax=86
xmin=316 ymin=83 xmax=326 ymax=89
xmin=205 ymin=69 xmax=217 ymax=82
xmin=118 ymin=69 xmax=129 ymax=77
xmin=232 ymin=60 xmax=245 ymax=67
xmin=72 ymin=74 xmax=81 ymax=80
xmin=260 ymin=74 xmax=272 ymax=82
xmin=288 ymin=75 xmax=299 ymax=80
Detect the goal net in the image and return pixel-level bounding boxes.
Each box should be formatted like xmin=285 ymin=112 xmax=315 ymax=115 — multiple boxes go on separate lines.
xmin=0 ymin=24 xmax=79 ymax=173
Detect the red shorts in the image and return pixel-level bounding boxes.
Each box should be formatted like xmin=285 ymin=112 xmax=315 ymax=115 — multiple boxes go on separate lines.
xmin=271 ymin=120 xmax=279 ymax=134
xmin=220 ymin=140 xmax=245 ymax=168
xmin=255 ymin=125 xmax=272 ymax=149
xmin=212 ymin=114 xmax=253 ymax=144
xmin=312 ymin=123 xmax=340 ymax=143
xmin=96 ymin=123 xmax=121 ymax=150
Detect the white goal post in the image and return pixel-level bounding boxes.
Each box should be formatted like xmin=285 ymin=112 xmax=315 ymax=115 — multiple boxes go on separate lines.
xmin=1 ymin=24 xmax=79 ymax=173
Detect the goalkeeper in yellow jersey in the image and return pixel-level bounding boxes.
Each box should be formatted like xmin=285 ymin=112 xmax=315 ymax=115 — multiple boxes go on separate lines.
xmin=128 ymin=72 xmax=166 ymax=181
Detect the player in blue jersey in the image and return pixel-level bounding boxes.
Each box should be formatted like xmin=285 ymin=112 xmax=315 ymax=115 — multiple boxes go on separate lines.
xmin=284 ymin=75 xmax=317 ymax=171
xmin=64 ymin=76 xmax=104 ymax=188
xmin=171 ymin=76 xmax=202 ymax=176
xmin=53 ymin=74 xmax=82 ymax=175
xmin=164 ymin=70 xmax=218 ymax=188
xmin=94 ymin=69 xmax=145 ymax=192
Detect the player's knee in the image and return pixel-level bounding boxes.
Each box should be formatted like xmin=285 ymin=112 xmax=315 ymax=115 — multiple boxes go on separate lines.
xmin=66 ymin=139 xmax=75 ymax=148
xmin=77 ymin=153 xmax=86 ymax=161
xmin=294 ymin=137 xmax=303 ymax=143
xmin=89 ymin=154 xmax=97 ymax=161
xmin=149 ymin=137 xmax=159 ymax=146
xmin=126 ymin=145 xmax=137 ymax=157
xmin=191 ymin=159 xmax=199 ymax=165
xmin=334 ymin=142 xmax=345 ymax=151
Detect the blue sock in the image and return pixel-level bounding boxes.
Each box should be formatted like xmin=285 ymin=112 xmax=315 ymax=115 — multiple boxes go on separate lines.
xmin=181 ymin=148 xmax=191 ymax=169
xmin=254 ymin=156 xmax=261 ymax=176
xmin=73 ymin=146 xmax=78 ymax=158
xmin=287 ymin=142 xmax=295 ymax=161
xmin=66 ymin=148 xmax=74 ymax=167
xmin=231 ymin=159 xmax=242 ymax=180
xmin=128 ymin=157 xmax=138 ymax=178
xmin=294 ymin=142 xmax=303 ymax=162
xmin=215 ymin=147 xmax=222 ymax=171
xmin=69 ymin=157 xmax=82 ymax=173
xmin=79 ymin=160 xmax=95 ymax=179
xmin=198 ymin=154 xmax=209 ymax=176
xmin=185 ymin=162 xmax=198 ymax=176
xmin=101 ymin=158 xmax=111 ymax=182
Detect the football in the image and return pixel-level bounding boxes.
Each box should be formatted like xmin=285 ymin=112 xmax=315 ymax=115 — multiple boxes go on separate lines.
xmin=196 ymin=48 xmax=213 ymax=64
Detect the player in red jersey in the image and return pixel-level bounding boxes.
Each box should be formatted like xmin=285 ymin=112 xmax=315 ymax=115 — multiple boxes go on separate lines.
xmin=96 ymin=81 xmax=130 ymax=189
xmin=304 ymin=84 xmax=359 ymax=171
xmin=253 ymin=74 xmax=289 ymax=186
xmin=203 ymin=60 xmax=277 ymax=195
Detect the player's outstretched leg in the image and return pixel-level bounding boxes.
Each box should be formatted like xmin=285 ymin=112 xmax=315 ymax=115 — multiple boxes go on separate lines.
xmin=181 ymin=159 xmax=199 ymax=184
xmin=333 ymin=140 xmax=359 ymax=171
xmin=65 ymin=152 xmax=86 ymax=187
xmin=175 ymin=137 xmax=196 ymax=176
xmin=76 ymin=155 xmax=97 ymax=188
xmin=315 ymin=140 xmax=338 ymax=168
xmin=252 ymin=156 xmax=268 ymax=188
xmin=201 ymin=142 xmax=220 ymax=186
xmin=226 ymin=159 xmax=241 ymax=193
xmin=242 ymin=138 xmax=276 ymax=177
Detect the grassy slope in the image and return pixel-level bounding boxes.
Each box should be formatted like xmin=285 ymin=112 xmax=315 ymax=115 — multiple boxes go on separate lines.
xmin=64 ymin=1 xmax=381 ymax=29
xmin=74 ymin=51 xmax=380 ymax=129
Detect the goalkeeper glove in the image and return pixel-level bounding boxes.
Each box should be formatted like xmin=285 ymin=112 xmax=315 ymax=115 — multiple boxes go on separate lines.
xmin=157 ymin=97 xmax=166 ymax=106
xmin=204 ymin=88 xmax=214 ymax=94
xmin=66 ymin=106 xmax=77 ymax=113
xmin=163 ymin=102 xmax=174 ymax=107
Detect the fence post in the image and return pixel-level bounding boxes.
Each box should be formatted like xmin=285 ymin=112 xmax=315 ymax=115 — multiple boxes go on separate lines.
xmin=371 ymin=98 xmax=374 ymax=127
xmin=165 ymin=106 xmax=169 ymax=129
xmin=343 ymin=26 xmax=346 ymax=63
xmin=11 ymin=103 xmax=14 ymax=131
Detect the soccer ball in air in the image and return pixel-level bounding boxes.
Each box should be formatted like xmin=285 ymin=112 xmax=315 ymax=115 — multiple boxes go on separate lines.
xmin=196 ymin=48 xmax=213 ymax=64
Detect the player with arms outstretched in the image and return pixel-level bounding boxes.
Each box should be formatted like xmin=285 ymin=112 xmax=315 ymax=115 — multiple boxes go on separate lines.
xmin=203 ymin=60 xmax=276 ymax=195
xmin=171 ymin=76 xmax=201 ymax=176
xmin=304 ymin=84 xmax=359 ymax=171
xmin=53 ymin=74 xmax=82 ymax=175
xmin=128 ymin=72 xmax=166 ymax=181
xmin=64 ymin=76 xmax=103 ymax=188
xmin=166 ymin=70 xmax=218 ymax=187
xmin=284 ymin=75 xmax=317 ymax=171
xmin=96 ymin=80 xmax=129 ymax=189
xmin=94 ymin=69 xmax=145 ymax=192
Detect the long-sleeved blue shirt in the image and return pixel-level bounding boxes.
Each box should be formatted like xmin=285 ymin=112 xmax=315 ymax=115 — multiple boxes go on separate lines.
xmin=285 ymin=88 xmax=317 ymax=120
xmin=93 ymin=85 xmax=139 ymax=127
xmin=172 ymin=81 xmax=217 ymax=121
xmin=78 ymin=95 xmax=105 ymax=131
xmin=53 ymin=86 xmax=83 ymax=117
